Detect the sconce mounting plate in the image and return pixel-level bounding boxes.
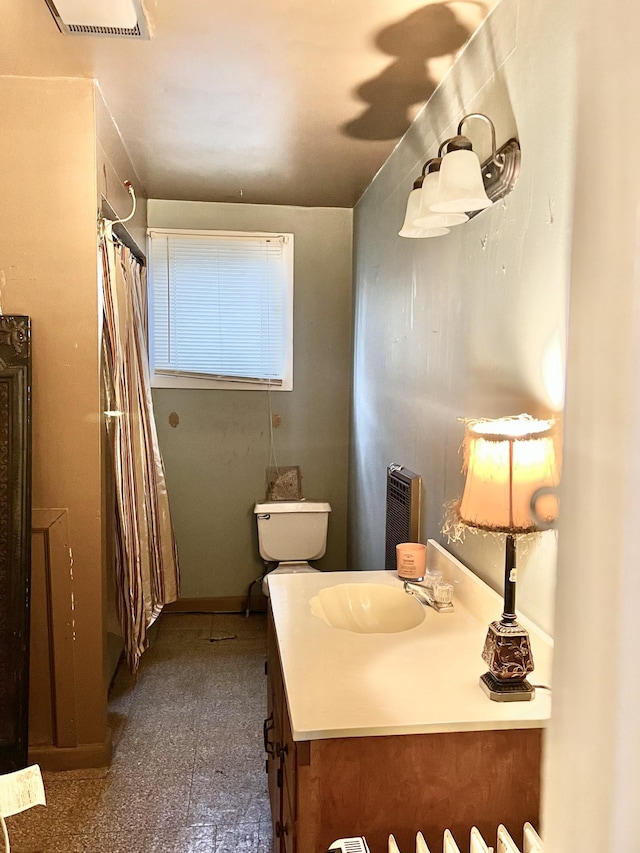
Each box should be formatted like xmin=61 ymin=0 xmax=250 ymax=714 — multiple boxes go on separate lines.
xmin=468 ymin=138 xmax=521 ymax=219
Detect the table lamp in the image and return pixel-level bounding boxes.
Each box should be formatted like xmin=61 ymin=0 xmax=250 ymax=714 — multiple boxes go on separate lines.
xmin=453 ymin=414 xmax=560 ymax=701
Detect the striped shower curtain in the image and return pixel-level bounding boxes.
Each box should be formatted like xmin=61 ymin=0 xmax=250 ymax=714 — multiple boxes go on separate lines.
xmin=100 ymin=225 xmax=179 ymax=672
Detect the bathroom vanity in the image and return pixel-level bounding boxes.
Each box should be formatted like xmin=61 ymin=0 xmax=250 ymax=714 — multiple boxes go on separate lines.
xmin=264 ymin=541 xmax=552 ymax=853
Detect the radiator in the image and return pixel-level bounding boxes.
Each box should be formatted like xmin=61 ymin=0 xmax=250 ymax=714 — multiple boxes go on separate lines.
xmin=384 ymin=464 xmax=422 ymax=569
xmin=328 ymin=824 xmax=543 ymax=853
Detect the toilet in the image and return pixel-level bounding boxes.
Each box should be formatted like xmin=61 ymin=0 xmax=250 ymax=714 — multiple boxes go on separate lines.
xmin=254 ymin=500 xmax=331 ymax=596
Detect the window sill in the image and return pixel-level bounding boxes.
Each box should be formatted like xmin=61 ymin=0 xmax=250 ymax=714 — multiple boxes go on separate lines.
xmin=150 ymin=373 xmax=292 ymax=391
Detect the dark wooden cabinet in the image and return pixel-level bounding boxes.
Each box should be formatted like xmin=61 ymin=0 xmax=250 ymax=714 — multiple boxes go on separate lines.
xmin=0 ymin=316 xmax=31 ymax=774
xmin=265 ymin=607 xmax=295 ymax=851
xmin=265 ymin=608 xmax=542 ymax=853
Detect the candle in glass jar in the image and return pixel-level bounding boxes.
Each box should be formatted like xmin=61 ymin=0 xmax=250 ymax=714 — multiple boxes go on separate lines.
xmin=396 ymin=542 xmax=427 ymax=582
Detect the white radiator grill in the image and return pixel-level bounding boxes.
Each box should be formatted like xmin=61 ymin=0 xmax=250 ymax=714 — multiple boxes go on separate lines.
xmin=329 ymin=824 xmax=543 ymax=853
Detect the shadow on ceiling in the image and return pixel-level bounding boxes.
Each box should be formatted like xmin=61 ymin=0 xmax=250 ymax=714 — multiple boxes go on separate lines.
xmin=342 ymin=1 xmax=488 ymax=141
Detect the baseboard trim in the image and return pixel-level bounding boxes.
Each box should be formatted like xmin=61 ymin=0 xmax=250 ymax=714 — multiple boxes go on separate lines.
xmin=163 ymin=596 xmax=266 ymax=614
xmin=29 ymin=728 xmax=113 ymax=771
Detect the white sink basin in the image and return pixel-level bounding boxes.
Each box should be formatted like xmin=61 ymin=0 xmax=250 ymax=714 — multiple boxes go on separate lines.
xmin=310 ymin=583 xmax=425 ymax=634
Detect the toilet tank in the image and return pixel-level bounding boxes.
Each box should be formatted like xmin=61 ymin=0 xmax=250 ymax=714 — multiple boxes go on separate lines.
xmin=254 ymin=500 xmax=331 ymax=562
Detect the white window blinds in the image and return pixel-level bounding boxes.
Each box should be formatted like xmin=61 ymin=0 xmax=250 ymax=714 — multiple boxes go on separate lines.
xmin=148 ymin=230 xmax=293 ymax=386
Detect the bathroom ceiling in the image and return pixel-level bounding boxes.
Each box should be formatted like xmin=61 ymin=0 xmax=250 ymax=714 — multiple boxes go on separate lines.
xmin=3 ymin=0 xmax=496 ymax=207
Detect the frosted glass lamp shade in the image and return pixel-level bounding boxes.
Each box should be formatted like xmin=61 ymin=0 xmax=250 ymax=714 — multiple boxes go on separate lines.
xmin=399 ymin=188 xmax=448 ymax=237
xmin=401 ymin=226 xmax=449 ymax=238
xmin=430 ymin=149 xmax=493 ymax=214
xmin=398 ymin=188 xmax=421 ymax=236
xmin=413 ymin=172 xmax=468 ymax=229
xmin=459 ymin=415 xmax=560 ymax=533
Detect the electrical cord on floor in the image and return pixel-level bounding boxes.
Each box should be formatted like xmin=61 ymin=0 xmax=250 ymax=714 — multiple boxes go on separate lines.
xmin=531 ymin=684 xmax=552 ymax=692
xmin=1 ymin=816 xmax=10 ymax=853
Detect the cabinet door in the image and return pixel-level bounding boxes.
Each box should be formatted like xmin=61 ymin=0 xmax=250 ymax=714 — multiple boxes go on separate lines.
xmin=266 ymin=608 xmax=287 ymax=851
xmin=281 ymin=702 xmax=297 ymax=826
xmin=265 ymin=671 xmax=282 ymax=825
xmin=277 ymin=783 xmax=296 ymax=853
xmin=264 ymin=705 xmax=281 ymax=839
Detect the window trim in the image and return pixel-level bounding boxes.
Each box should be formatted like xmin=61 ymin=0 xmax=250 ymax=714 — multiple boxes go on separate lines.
xmin=147 ymin=228 xmax=294 ymax=391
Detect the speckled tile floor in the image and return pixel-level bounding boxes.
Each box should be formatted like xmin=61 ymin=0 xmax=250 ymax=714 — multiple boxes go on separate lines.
xmin=7 ymin=613 xmax=272 ymax=852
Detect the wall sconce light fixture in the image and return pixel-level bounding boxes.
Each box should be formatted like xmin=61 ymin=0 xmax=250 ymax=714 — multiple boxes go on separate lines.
xmin=399 ymin=113 xmax=521 ymax=238
xmin=450 ymin=414 xmax=560 ymax=702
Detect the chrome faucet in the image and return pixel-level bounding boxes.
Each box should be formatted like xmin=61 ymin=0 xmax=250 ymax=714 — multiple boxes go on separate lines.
xmin=403 ymin=580 xmax=454 ymax=613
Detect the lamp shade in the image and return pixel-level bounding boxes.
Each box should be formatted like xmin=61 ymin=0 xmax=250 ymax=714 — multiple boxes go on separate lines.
xmin=413 ymin=171 xmax=469 ymax=229
xmin=458 ymin=415 xmax=560 ymax=533
xmin=401 ymin=226 xmax=450 ymax=238
xmin=399 ymin=188 xmax=449 ymax=237
xmin=430 ymin=149 xmax=492 ymax=214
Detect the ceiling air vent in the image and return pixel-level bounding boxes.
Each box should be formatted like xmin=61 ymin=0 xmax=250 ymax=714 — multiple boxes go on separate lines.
xmin=44 ymin=0 xmax=150 ymax=39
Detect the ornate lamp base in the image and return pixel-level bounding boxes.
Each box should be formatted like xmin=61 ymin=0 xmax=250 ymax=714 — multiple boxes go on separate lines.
xmin=480 ymin=619 xmax=535 ymax=703
xmin=479 ymin=671 xmax=535 ymax=702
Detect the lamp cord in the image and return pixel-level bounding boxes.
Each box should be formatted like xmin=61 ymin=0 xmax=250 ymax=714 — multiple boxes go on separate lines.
xmin=266 ymin=385 xmax=280 ymax=476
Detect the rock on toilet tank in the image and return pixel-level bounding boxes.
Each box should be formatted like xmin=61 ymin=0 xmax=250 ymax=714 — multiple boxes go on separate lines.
xmin=254 ymin=500 xmax=331 ymax=595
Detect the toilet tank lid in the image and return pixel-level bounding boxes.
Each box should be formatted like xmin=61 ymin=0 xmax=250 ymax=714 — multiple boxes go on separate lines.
xmin=254 ymin=500 xmax=331 ymax=514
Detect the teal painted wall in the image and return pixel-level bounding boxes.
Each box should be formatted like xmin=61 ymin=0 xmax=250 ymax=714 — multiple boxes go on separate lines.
xmin=148 ymin=200 xmax=353 ymax=600
xmin=349 ymin=0 xmax=575 ymax=635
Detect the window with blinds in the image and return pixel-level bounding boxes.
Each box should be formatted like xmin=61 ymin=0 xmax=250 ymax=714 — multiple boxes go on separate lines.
xmin=148 ymin=229 xmax=294 ymax=390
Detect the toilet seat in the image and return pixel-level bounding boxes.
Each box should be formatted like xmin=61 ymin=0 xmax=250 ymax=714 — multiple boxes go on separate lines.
xmin=262 ymin=562 xmax=320 ymax=596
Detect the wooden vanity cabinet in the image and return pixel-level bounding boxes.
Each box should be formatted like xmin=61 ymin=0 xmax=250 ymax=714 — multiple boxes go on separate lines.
xmin=265 ymin=609 xmax=542 ymax=853
xmin=265 ymin=610 xmax=296 ymax=852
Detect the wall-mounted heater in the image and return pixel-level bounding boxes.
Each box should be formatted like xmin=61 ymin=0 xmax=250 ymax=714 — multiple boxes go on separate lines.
xmin=44 ymin=0 xmax=150 ymax=38
xmin=385 ymin=464 xmax=422 ymax=570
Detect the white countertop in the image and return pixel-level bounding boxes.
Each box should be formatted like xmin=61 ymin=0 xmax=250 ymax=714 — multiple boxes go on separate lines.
xmin=268 ymin=540 xmax=553 ymax=741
